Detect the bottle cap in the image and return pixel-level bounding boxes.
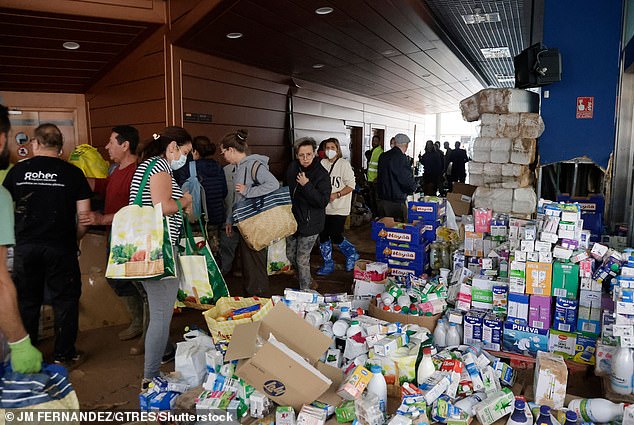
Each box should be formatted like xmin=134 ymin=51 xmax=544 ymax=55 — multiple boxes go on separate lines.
xmin=370 ymin=365 xmax=382 ymax=373
xmin=565 ymin=411 xmax=577 ymax=422
xmin=341 ymin=306 xmax=350 ymax=312
xmin=611 ymin=263 xmax=620 ymax=272
xmin=423 ymin=347 xmax=432 ymax=355
xmin=514 ymin=399 xmax=525 ymax=410
xmin=351 ymin=320 xmax=359 ymax=325
xmin=402 ymin=307 xmax=410 ymax=314
xmin=540 ymin=405 xmax=551 ymax=415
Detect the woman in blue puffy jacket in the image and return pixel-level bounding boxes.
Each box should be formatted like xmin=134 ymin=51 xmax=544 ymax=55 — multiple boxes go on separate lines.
xmin=175 ymin=136 xmax=228 ymax=256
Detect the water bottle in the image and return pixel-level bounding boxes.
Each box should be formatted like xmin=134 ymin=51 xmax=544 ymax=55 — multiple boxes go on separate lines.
xmin=611 ymin=346 xmax=634 ymax=394
xmin=506 ymin=399 xmax=529 ymax=425
xmin=535 ymin=405 xmax=554 ymax=425
xmin=567 ymin=398 xmax=625 ymax=423
xmin=434 ymin=319 xmax=447 ymax=348
xmin=446 ymin=322 xmax=461 ymax=347
xmin=366 ymin=365 xmax=387 ymax=415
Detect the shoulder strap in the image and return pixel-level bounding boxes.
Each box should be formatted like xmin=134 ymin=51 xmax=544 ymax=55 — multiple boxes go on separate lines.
xmin=328 ymin=158 xmax=339 ymax=176
xmin=189 ymin=161 xmax=197 ymax=178
xmin=251 ymin=161 xmax=261 ymax=186
xmin=133 ymin=158 xmax=159 ymax=206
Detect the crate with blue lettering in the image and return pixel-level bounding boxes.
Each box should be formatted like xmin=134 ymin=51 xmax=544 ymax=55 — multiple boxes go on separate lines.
xmin=556 ymin=193 xmax=605 ymax=235
xmin=407 ymin=198 xmax=446 ymax=222
xmin=420 ymin=219 xmax=443 ymax=242
xmin=372 ymin=218 xmax=426 ymax=246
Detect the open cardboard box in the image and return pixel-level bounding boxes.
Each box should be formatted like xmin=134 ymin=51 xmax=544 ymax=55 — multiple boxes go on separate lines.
xmin=368 ymin=298 xmax=440 ymax=331
xmin=225 ymin=303 xmax=343 ymax=411
xmin=447 ymin=182 xmax=478 ymax=217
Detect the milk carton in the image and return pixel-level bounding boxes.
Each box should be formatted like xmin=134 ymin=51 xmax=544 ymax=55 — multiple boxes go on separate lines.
xmin=553 ymin=297 xmax=578 ymax=333
xmin=528 ymin=295 xmax=552 ymax=330
xmin=492 ymin=283 xmax=508 ymax=315
xmin=548 ymin=329 xmax=577 ymax=358
xmin=534 ymin=352 xmax=568 ymax=409
xmin=474 ymin=388 xmax=515 ymax=425
xmin=482 ymin=314 xmax=503 ymax=351
xmin=420 ymin=371 xmax=451 ymax=404
xmin=464 ymin=309 xmax=487 ymax=345
xmin=507 ymin=293 xmax=529 ymax=325
xmin=509 ymin=261 xmax=526 ymax=294
xmin=463 ymin=352 xmax=485 ymax=392
xmin=471 ymin=277 xmax=494 ymax=310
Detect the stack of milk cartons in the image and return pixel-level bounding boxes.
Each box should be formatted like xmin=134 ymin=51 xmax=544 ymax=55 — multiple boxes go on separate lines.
xmin=459 ymin=88 xmax=543 ymax=216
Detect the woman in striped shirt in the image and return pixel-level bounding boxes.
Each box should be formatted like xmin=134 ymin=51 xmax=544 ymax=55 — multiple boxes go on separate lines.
xmin=129 ymin=126 xmax=193 ymax=388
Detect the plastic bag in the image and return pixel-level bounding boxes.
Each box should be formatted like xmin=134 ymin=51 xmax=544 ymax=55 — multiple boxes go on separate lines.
xmin=267 ymin=238 xmax=292 ymax=275
xmin=68 ymin=144 xmax=109 ymax=178
xmin=175 ymin=336 xmax=214 ymax=387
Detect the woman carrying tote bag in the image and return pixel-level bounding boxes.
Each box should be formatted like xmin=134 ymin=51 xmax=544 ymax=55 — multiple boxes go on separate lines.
xmin=220 ymin=129 xmax=279 ymax=297
xmin=128 ymin=126 xmax=193 ymax=389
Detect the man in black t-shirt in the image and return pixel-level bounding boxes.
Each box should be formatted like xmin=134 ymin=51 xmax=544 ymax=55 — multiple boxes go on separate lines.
xmin=3 ymin=124 xmax=92 ymax=368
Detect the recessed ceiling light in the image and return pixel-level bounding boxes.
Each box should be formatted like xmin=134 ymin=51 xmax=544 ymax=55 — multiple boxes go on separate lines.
xmin=480 ymin=47 xmax=511 ymax=59
xmin=226 ymin=32 xmax=243 ymax=39
xmin=461 ymin=12 xmax=501 ymax=25
xmin=63 ymin=41 xmax=80 ymax=50
xmin=382 ymin=49 xmax=395 ymax=55
xmin=315 ymin=7 xmax=334 ymax=15
xmin=312 ymin=64 xmax=325 ymax=69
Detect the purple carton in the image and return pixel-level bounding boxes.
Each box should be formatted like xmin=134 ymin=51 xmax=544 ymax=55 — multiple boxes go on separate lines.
xmin=528 ymin=295 xmax=552 ymax=330
xmin=553 ymin=297 xmax=578 ymax=333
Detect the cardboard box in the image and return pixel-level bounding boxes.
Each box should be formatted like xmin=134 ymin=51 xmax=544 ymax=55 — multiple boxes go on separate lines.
xmin=353 ymin=260 xmax=388 ymax=282
xmin=482 ymin=314 xmax=503 ymax=351
xmin=573 ymin=333 xmax=597 ymax=365
xmin=509 ymin=261 xmax=526 ymax=294
xmin=225 ymin=303 xmax=342 ymax=410
xmin=368 ymin=298 xmax=440 ymax=330
xmin=464 ymin=309 xmax=487 ymax=345
xmin=507 ymin=293 xmax=529 ymax=325
xmin=407 ymin=199 xmax=446 ymax=222
xmin=525 ymin=262 xmax=552 ymax=296
xmin=502 ymin=321 xmax=549 ymax=356
xmin=528 ymin=295 xmax=552 ymax=330
xmin=548 ymin=329 xmax=577 ymax=358
xmin=448 ymin=183 xmax=477 ymax=217
xmin=376 ymin=241 xmax=428 ymax=269
xmin=552 ymin=262 xmax=580 ymax=299
xmin=534 ymin=352 xmax=568 ymax=409
xmin=472 ymin=277 xmax=494 ymax=310
xmin=353 ymin=279 xmax=386 ymax=298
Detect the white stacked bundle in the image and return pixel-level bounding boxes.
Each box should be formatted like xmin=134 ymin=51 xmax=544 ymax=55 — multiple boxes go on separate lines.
xmin=461 ymin=89 xmax=545 ymax=216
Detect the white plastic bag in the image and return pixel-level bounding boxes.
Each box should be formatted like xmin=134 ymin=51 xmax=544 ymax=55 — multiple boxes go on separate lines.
xmin=267 ymin=238 xmax=292 ymax=275
xmin=175 ymin=335 xmax=215 ymax=387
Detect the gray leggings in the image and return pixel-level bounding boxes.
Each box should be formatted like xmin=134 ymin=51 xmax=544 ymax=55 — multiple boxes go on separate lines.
xmin=286 ymin=234 xmax=318 ymax=289
xmin=141 ymin=277 xmax=179 ymax=379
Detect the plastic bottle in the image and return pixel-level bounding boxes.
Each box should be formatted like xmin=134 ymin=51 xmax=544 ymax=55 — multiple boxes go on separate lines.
xmin=367 ymin=365 xmax=387 ymax=415
xmin=535 ymin=405 xmax=553 ymax=425
xmin=332 ymin=319 xmax=350 ymax=338
xmin=567 ymin=399 xmax=625 ymax=423
xmin=506 ymin=400 xmax=528 ymax=425
xmin=380 ymin=292 xmax=394 ymax=306
xmin=417 ymin=347 xmax=436 ymax=385
xmin=339 ymin=306 xmax=352 ymax=320
xmin=611 ymin=346 xmax=634 ymax=394
xmin=347 ymin=320 xmax=363 ymax=338
xmin=397 ymin=294 xmax=411 ymax=307
xmin=562 ymin=410 xmax=577 ymax=425
xmin=454 ymin=392 xmax=487 ymax=416
xmin=446 ymin=322 xmax=461 ymax=347
xmin=433 ymin=319 xmax=447 ymax=348
xmin=457 ymin=323 xmax=464 ymax=342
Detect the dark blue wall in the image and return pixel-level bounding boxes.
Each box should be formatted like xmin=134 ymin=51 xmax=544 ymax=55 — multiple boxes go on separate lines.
xmin=539 ymin=0 xmax=622 ymax=169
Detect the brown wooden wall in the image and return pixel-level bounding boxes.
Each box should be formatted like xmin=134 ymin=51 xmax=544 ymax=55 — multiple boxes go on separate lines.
xmin=1 ymin=0 xmax=165 ymax=22
xmin=171 ymin=47 xmax=427 ymax=179
xmin=85 ymin=29 xmax=168 ymax=156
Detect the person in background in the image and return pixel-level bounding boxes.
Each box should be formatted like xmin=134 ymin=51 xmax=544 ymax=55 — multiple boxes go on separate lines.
xmin=421 ymin=140 xmax=444 ymax=196
xmin=220 ymin=163 xmax=240 ymax=275
xmin=365 ymin=135 xmax=383 ymax=217
xmin=80 ymin=126 xmax=143 ymax=347
xmin=448 ymin=141 xmax=470 ymax=184
xmin=220 ymin=129 xmax=279 ymax=296
xmin=317 ymin=138 xmax=358 ymax=275
xmin=174 ymin=135 xmax=228 ymax=258
xmin=443 ymin=141 xmax=453 ymax=176
xmin=3 ymin=123 xmax=92 ymax=369
xmin=286 ymin=137 xmax=331 ymax=290
xmin=434 ymin=141 xmax=441 ymax=153
xmin=128 ymin=126 xmax=193 ymax=388
xmin=0 ymin=104 xmax=42 ymax=374
xmin=376 ymin=133 xmax=417 ymax=222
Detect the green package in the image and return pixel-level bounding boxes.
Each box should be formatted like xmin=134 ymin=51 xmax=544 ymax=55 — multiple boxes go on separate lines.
xmin=335 ymin=400 xmax=356 ymax=423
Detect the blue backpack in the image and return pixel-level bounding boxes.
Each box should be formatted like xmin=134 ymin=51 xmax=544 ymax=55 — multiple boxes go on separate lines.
xmin=181 ymin=161 xmax=207 ymax=222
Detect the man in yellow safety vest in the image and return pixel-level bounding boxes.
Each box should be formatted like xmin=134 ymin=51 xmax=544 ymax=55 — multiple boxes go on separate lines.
xmin=365 ymin=135 xmax=383 ymax=216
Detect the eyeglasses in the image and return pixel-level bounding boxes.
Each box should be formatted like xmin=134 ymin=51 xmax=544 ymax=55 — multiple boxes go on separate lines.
xmin=298 ymin=153 xmax=314 ymax=159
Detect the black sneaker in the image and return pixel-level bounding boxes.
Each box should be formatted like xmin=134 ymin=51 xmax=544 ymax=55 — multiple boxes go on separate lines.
xmin=53 ymin=351 xmax=86 ymax=370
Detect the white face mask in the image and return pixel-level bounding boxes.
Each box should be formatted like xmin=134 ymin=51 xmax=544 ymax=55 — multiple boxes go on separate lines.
xmin=325 ymin=149 xmax=337 ymax=159
xmin=170 ymin=153 xmax=187 ymax=170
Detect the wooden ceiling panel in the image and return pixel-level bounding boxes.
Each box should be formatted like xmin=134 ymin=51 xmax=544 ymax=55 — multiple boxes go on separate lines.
xmin=0 ymin=7 xmax=160 ymax=93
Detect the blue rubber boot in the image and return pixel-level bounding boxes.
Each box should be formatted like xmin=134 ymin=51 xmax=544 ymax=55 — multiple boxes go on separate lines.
xmin=338 ymin=238 xmax=360 ymax=272
xmin=316 ymin=241 xmax=335 ymax=276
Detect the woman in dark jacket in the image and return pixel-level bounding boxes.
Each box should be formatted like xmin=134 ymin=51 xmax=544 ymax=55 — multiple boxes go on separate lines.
xmin=286 ymin=137 xmax=331 ymax=290
xmin=421 ymin=140 xmax=444 ymax=196
xmin=175 ymin=136 xmax=228 ymax=255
